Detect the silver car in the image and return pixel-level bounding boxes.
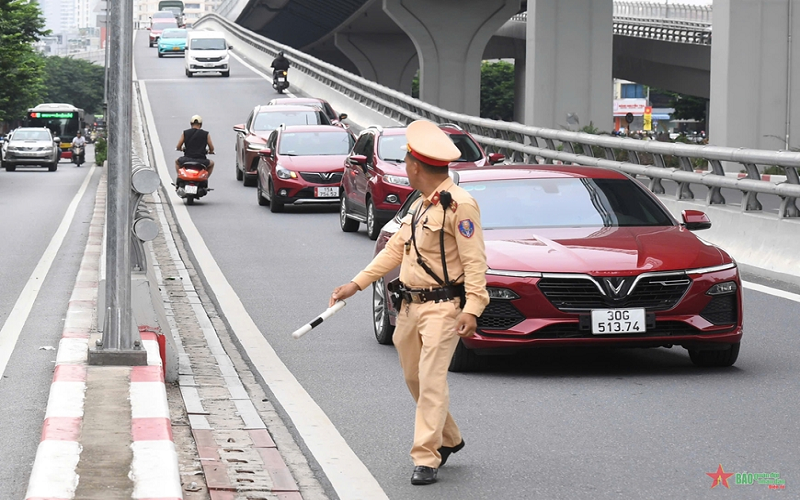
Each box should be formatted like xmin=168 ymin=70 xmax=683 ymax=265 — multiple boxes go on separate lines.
xmin=2 ymin=127 xmax=60 ymax=172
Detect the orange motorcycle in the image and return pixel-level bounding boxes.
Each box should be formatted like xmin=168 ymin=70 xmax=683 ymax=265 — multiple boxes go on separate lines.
xmin=175 ymin=159 xmax=211 ymax=205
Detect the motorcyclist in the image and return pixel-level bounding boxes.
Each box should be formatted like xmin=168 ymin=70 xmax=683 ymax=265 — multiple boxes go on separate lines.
xmin=72 ymin=131 xmax=87 ymax=166
xmin=175 ymin=115 xmax=215 ymax=176
xmin=271 ymin=50 xmax=290 ymax=72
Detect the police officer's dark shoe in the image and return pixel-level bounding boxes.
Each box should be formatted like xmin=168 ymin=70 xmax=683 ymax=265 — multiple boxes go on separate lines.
xmin=438 ymin=439 xmax=465 ymax=467
xmin=411 ymin=466 xmax=438 ymax=485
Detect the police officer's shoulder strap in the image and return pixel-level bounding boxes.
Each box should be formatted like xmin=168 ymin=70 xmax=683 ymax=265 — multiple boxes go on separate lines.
xmin=409 ymin=190 xmax=461 ymax=287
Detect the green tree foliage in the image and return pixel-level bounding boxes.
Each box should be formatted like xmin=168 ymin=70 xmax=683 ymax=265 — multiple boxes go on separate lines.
xmin=651 ymin=88 xmax=708 ymax=121
xmin=480 ymin=61 xmax=515 ymax=121
xmin=410 ymin=61 xmax=516 ymax=121
xmin=0 ymin=0 xmax=48 ymax=121
xmin=42 ymin=56 xmax=106 ymax=114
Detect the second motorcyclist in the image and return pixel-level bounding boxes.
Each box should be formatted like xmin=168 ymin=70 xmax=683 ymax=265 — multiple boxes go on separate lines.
xmin=175 ymin=115 xmax=215 ymax=176
xmin=72 ymin=130 xmax=87 ymax=166
xmin=271 ymin=50 xmax=290 ymax=73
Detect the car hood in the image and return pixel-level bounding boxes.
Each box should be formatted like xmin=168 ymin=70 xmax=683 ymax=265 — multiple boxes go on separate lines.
xmin=189 ymin=49 xmax=227 ymax=58
xmin=485 ymin=225 xmax=729 ymax=275
xmin=279 ymin=155 xmax=348 ymax=173
xmin=160 ymin=39 xmax=186 ymax=45
xmin=10 ymin=140 xmax=52 ymax=148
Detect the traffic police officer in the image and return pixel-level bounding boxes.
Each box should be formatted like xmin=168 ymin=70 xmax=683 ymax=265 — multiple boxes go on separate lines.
xmin=330 ymin=119 xmax=489 ymax=485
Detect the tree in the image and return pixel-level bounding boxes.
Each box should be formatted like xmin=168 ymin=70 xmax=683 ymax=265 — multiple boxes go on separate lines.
xmin=42 ymin=57 xmax=106 ymax=114
xmin=480 ymin=61 xmax=515 ymax=121
xmin=651 ymin=88 xmax=708 ymax=123
xmin=0 ymin=0 xmax=47 ymax=122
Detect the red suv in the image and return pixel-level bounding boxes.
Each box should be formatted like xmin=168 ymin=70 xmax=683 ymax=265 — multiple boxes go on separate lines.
xmin=233 ymin=105 xmax=331 ymax=187
xmin=339 ymin=123 xmax=504 ymax=239
xmin=256 ymin=124 xmax=355 ymax=212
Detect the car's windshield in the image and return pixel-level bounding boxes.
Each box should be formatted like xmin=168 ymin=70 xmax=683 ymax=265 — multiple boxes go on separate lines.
xmin=449 ymin=134 xmax=482 ymax=162
xmin=152 ymin=22 xmax=177 ymax=30
xmin=461 ymin=178 xmax=674 ymax=229
xmin=190 ymin=38 xmax=226 ymax=50
xmin=161 ymin=29 xmax=187 ymax=39
xmin=377 ymin=135 xmax=407 ymax=162
xmin=253 ymin=111 xmax=322 ymax=131
xmin=278 ymin=131 xmax=354 ymax=156
xmin=12 ymin=130 xmax=51 ymax=141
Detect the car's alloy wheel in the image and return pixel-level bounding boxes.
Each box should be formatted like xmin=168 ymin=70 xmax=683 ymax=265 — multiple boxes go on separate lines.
xmin=372 ymin=278 xmax=395 ymax=345
xmin=339 ymin=195 xmax=359 ymax=232
xmin=268 ymin=179 xmax=284 ymax=213
xmin=688 ymin=342 xmax=740 ymax=367
xmin=366 ymin=199 xmax=381 ymax=240
xmin=449 ymin=340 xmax=481 ymax=372
xmin=235 ymin=157 xmax=243 ymax=181
xmin=256 ymin=177 xmax=269 ymax=206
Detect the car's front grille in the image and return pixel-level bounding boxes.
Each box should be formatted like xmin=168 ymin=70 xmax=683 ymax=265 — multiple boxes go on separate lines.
xmin=477 ymin=300 xmax=525 ymax=330
xmin=537 ymin=275 xmax=692 ymax=312
xmin=196 ymin=57 xmax=223 ymax=62
xmin=700 ymin=295 xmax=738 ymax=325
xmin=299 ymin=172 xmax=342 ymax=184
xmin=531 ymin=320 xmax=702 ymax=339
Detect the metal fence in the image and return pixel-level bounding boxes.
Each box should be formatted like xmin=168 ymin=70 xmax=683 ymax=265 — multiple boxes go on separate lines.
xmin=614 ymin=1 xmax=713 ymax=23
xmin=195 ymin=13 xmax=800 ymax=219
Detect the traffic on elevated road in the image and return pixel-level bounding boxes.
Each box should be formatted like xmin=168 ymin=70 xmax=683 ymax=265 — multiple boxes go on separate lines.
xmin=128 ymin=26 xmax=799 ymax=499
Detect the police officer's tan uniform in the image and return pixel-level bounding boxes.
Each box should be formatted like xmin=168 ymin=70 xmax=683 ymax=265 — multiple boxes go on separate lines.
xmin=348 ymin=120 xmax=490 ymax=475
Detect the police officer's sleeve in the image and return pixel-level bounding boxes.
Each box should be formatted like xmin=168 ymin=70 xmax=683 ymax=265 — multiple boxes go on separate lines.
xmin=453 ymin=202 xmax=490 ymax=317
xmin=351 ymin=230 xmax=405 ymax=291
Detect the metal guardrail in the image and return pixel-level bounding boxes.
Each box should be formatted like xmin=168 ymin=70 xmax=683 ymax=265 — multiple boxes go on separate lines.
xmin=614 ymin=1 xmax=713 ymax=23
xmin=195 ymin=13 xmax=800 ymax=218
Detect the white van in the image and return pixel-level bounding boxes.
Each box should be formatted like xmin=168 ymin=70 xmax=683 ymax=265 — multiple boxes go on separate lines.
xmin=185 ymin=31 xmax=230 ymax=77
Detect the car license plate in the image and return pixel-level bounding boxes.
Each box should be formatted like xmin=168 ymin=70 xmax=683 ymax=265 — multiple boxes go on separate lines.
xmin=185 ymin=184 xmax=198 ymax=194
xmin=315 ymin=186 xmax=338 ymax=198
xmin=173 ymin=47 xmax=180 ymax=51
xmin=591 ymin=308 xmax=646 ymax=334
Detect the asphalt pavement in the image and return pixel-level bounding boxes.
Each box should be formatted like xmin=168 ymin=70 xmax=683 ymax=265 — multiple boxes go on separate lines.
xmin=132 ymin=30 xmax=800 ymax=500
xmin=0 ymin=158 xmax=101 ymax=498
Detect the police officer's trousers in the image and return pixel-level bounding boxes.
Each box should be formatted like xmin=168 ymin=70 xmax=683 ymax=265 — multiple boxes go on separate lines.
xmin=393 ymin=300 xmax=463 ymax=468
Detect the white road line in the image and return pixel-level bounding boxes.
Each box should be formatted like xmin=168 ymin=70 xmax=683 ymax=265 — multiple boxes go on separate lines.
xmin=230 ymin=51 xmax=297 ymax=97
xmin=138 ymin=81 xmax=388 ymax=500
xmin=742 ymin=281 xmax=800 ymax=303
xmin=0 ymin=166 xmax=96 ymax=377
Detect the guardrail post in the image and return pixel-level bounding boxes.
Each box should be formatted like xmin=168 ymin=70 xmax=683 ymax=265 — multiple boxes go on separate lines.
xmin=778 ymin=167 xmax=800 ymax=217
xmin=741 ymin=163 xmax=763 ymax=211
xmin=706 ymin=160 xmax=727 ymax=205
xmin=676 ymin=156 xmax=695 ymax=199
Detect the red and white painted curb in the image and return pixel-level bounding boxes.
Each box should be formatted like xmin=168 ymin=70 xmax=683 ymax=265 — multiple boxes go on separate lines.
xmin=25 ymin=175 xmax=182 ymax=499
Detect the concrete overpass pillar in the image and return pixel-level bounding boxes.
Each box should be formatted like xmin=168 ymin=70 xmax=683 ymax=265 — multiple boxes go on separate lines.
xmin=335 ymin=33 xmax=419 ymax=94
xmin=525 ymin=0 xmax=613 ymax=130
xmin=383 ymin=0 xmax=521 ymax=115
xmin=710 ymin=0 xmax=800 ymax=155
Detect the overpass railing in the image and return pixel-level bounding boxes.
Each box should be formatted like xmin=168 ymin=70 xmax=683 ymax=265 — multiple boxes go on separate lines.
xmin=195 ymin=13 xmax=800 ymax=219
xmin=614 ymin=1 xmax=712 ymax=23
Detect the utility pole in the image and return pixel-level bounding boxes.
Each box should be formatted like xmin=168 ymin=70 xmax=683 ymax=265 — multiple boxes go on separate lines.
xmin=89 ymin=0 xmax=146 ymax=365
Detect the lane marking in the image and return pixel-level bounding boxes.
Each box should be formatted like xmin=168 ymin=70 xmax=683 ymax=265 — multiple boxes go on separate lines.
xmin=742 ymin=281 xmax=800 ymax=303
xmin=230 ymin=51 xmax=297 ymax=97
xmin=0 ymin=166 xmax=96 ymax=377
xmin=138 ymin=81 xmax=388 ymax=500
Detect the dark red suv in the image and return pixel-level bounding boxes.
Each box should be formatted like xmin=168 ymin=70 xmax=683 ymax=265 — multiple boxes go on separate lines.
xmin=339 ymin=123 xmax=504 ymax=239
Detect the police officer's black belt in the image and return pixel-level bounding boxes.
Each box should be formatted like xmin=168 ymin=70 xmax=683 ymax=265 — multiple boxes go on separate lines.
xmin=398 ymin=284 xmax=465 ymax=304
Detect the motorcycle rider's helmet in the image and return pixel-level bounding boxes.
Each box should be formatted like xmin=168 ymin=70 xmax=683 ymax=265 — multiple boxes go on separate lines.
xmin=278 ymin=51 xmax=284 ymax=57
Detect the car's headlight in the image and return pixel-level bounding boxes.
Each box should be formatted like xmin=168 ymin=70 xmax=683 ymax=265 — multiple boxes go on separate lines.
xmin=246 ymin=142 xmax=266 ymax=152
xmin=384 ymin=174 xmax=409 ymax=186
xmin=707 ymin=281 xmax=738 ymax=296
xmin=486 ymin=287 xmax=519 ymax=300
xmin=275 ymin=166 xmax=297 ymax=179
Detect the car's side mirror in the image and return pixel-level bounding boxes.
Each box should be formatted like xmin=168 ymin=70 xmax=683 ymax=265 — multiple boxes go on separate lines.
xmin=228 ymin=45 xmax=233 ymax=50
xmin=257 ymin=148 xmax=272 ymax=157
xmin=54 ymin=137 xmax=61 ymax=143
xmin=233 ymin=124 xmax=245 ymax=133
xmin=682 ymin=210 xmax=711 ymax=231
xmin=339 ymin=113 xmax=348 ymax=121
xmin=488 ymin=152 xmax=505 ymax=165
xmin=348 ymin=154 xmax=367 ymax=166
xmin=147 ymin=27 xmax=151 ymax=30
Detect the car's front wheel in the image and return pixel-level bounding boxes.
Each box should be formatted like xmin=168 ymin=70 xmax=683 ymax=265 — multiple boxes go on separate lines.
xmin=256 ymin=177 xmax=269 ymax=206
xmin=449 ymin=340 xmax=481 ymax=372
xmin=5 ymin=164 xmax=16 ymax=172
xmin=372 ymin=278 xmax=395 ymax=345
xmin=366 ymin=199 xmax=382 ymax=240
xmin=688 ymin=343 xmax=740 ymax=367
xmin=48 ymin=163 xmax=57 ymax=172
xmin=339 ymin=195 xmax=359 ymax=232
xmin=268 ymin=179 xmax=284 ymax=213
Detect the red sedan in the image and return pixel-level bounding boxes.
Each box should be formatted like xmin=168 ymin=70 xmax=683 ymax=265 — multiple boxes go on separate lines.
xmin=256 ymin=125 xmax=355 ymax=212
xmin=371 ymin=166 xmax=743 ymax=371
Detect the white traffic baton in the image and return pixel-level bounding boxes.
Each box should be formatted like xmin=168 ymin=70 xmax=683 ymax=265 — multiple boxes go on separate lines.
xmin=291 ymin=301 xmax=347 ymax=339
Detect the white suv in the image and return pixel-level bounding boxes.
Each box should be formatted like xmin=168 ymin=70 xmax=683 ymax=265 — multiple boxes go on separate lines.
xmin=1 ymin=127 xmax=60 ymax=172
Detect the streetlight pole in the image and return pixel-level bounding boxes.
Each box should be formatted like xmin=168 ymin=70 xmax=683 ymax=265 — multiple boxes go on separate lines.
xmin=90 ymin=0 xmax=146 ymax=365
